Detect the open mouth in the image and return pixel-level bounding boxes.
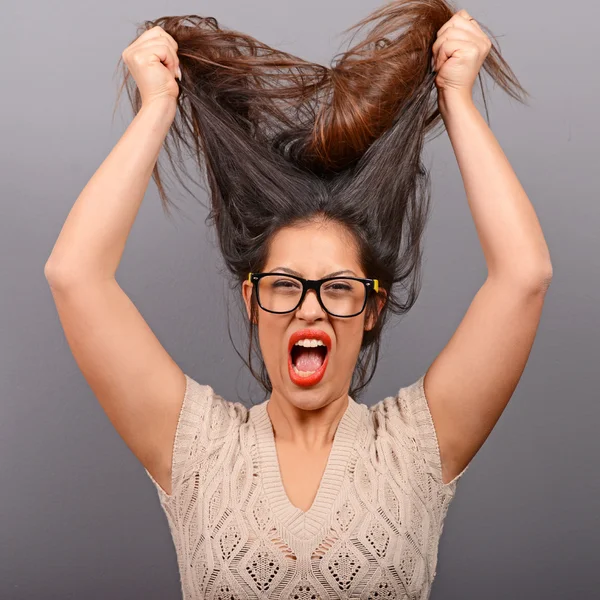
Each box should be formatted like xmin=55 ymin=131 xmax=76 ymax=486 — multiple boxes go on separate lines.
xmin=288 ymin=343 xmax=329 ymax=387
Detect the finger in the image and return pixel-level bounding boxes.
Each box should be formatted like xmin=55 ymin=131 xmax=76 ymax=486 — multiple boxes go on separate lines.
xmin=436 ymin=26 xmax=485 ymax=48
xmin=436 ymin=13 xmax=463 ymax=39
xmin=135 ymin=36 xmax=179 ymax=57
xmin=131 ymin=26 xmax=178 ymax=53
xmin=455 ymin=10 xmax=489 ymax=43
xmin=137 ymin=42 xmax=180 ymax=79
xmin=156 ymin=31 xmax=178 ymax=53
xmin=437 ymin=19 xmax=479 ymax=40
xmin=432 ymin=25 xmax=488 ymax=62
xmin=467 ymin=17 xmax=485 ymax=35
xmin=461 ymin=17 xmax=488 ymax=43
xmin=436 ymin=12 xmax=485 ymax=41
xmin=155 ymin=44 xmax=180 ymax=78
xmin=432 ymin=38 xmax=479 ymax=71
xmin=132 ymin=26 xmax=165 ymax=47
xmin=432 ymin=31 xmax=473 ymax=58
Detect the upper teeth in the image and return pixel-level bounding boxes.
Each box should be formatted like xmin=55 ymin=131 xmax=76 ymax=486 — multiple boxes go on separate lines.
xmin=294 ymin=339 xmax=325 ymax=348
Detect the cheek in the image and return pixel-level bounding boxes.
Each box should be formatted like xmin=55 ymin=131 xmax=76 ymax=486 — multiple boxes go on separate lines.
xmin=257 ymin=318 xmax=286 ymax=367
xmin=335 ymin=322 xmax=365 ymax=366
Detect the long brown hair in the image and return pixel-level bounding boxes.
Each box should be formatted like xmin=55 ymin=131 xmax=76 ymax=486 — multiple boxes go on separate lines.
xmin=115 ymin=0 xmax=528 ymax=401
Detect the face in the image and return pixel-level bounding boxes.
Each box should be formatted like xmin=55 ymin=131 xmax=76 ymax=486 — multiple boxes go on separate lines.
xmin=242 ymin=219 xmax=385 ymax=410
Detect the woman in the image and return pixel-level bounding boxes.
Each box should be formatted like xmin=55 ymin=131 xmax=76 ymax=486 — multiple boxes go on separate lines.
xmin=44 ymin=0 xmax=552 ymax=598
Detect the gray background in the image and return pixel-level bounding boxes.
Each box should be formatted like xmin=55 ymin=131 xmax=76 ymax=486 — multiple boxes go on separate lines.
xmin=2 ymin=0 xmax=598 ymax=598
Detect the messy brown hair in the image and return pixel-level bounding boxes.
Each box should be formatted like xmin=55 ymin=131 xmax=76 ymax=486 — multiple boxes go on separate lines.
xmin=116 ymin=0 xmax=527 ymax=401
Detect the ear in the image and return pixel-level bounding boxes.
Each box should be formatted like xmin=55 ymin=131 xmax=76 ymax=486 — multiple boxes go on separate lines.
xmin=242 ymin=279 xmax=257 ymax=324
xmin=364 ymin=289 xmax=387 ymax=332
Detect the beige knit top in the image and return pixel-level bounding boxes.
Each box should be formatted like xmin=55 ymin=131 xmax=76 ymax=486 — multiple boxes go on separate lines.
xmin=144 ymin=372 xmax=469 ymax=599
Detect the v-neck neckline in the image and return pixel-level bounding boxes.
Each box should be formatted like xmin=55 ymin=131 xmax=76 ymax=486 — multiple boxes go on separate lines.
xmin=251 ymin=395 xmax=363 ymax=538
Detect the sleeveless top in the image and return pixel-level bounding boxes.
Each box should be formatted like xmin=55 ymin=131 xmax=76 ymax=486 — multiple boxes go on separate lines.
xmin=144 ymin=373 xmax=469 ymax=599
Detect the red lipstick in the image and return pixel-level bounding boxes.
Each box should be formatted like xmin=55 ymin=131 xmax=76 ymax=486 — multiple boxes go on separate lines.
xmin=287 ymin=328 xmax=332 ymax=388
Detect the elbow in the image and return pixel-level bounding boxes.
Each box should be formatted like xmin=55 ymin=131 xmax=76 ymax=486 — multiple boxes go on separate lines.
xmin=488 ymin=262 xmax=554 ymax=294
xmin=44 ymin=260 xmax=80 ymax=289
xmin=44 ymin=260 xmax=115 ymax=289
xmin=531 ymin=261 xmax=554 ymax=292
xmin=539 ymin=266 xmax=554 ymax=292
xmin=44 ymin=260 xmax=60 ymax=285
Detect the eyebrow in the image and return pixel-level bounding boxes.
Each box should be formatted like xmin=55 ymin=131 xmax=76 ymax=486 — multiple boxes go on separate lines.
xmin=268 ymin=266 xmax=359 ymax=278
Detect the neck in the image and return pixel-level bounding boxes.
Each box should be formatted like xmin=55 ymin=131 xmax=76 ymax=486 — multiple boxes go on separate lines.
xmin=266 ymin=389 xmax=350 ymax=451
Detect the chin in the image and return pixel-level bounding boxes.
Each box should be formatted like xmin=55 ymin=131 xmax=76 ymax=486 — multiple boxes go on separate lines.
xmin=287 ymin=390 xmax=332 ymax=410
xmin=282 ymin=373 xmax=349 ymax=412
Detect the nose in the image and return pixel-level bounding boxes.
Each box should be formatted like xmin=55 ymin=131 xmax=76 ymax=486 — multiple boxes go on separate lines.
xmin=295 ymin=289 xmax=325 ymax=321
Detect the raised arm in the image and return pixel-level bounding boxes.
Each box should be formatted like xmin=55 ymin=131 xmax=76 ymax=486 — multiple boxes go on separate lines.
xmin=425 ymin=12 xmax=553 ymax=484
xmin=44 ymin=28 xmax=187 ymax=495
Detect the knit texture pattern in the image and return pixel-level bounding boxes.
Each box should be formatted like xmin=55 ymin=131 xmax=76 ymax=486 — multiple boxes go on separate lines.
xmin=144 ymin=373 xmax=469 ymax=599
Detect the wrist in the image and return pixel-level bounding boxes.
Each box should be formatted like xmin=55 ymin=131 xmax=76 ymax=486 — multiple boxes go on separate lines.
xmin=438 ymin=89 xmax=476 ymax=119
xmin=140 ymin=95 xmax=178 ymax=120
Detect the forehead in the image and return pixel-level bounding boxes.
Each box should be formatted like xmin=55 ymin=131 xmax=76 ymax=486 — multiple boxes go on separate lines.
xmin=264 ymin=221 xmax=363 ymax=277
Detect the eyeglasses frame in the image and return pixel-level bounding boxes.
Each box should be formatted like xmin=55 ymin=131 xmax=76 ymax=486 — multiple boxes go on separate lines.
xmin=247 ymin=272 xmax=380 ymax=318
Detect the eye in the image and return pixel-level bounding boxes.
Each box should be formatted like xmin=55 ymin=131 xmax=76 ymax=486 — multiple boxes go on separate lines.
xmin=273 ymin=280 xmax=300 ymax=288
xmin=329 ymin=283 xmax=351 ymax=291
xmin=323 ymin=281 xmax=352 ymax=292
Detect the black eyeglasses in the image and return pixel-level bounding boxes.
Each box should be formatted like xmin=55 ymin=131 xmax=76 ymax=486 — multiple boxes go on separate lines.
xmin=248 ymin=272 xmax=380 ymax=318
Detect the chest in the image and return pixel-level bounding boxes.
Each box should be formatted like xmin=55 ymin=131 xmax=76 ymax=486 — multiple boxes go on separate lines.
xmin=275 ymin=442 xmax=332 ymax=513
xmin=169 ymin=435 xmax=441 ymax=599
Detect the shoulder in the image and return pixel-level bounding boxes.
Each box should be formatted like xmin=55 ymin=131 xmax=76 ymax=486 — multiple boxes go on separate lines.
xmin=181 ymin=374 xmax=250 ymax=439
xmin=368 ymin=374 xmax=461 ymax=490
xmin=145 ymin=374 xmax=249 ymax=499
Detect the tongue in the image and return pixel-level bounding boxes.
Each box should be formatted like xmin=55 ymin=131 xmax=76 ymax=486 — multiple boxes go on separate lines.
xmin=295 ymin=348 xmax=324 ymax=372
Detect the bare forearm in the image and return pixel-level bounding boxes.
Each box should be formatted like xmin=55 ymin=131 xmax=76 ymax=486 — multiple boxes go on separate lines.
xmin=440 ymin=95 xmax=552 ymax=287
xmin=45 ymin=97 xmax=177 ymax=283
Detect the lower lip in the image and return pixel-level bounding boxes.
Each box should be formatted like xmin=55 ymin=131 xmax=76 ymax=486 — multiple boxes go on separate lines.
xmin=288 ymin=348 xmax=329 ymax=387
